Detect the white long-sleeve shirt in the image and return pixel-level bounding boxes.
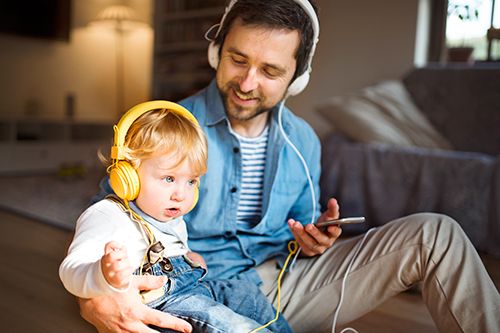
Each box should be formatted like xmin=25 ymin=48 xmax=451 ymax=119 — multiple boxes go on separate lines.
xmin=59 ymin=199 xmax=189 ymax=298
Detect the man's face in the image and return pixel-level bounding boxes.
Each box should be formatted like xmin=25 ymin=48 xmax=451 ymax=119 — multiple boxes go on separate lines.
xmin=216 ymin=19 xmax=300 ymax=123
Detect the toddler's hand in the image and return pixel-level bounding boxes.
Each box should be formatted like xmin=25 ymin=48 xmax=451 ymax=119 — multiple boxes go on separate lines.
xmin=101 ymin=241 xmax=133 ymax=290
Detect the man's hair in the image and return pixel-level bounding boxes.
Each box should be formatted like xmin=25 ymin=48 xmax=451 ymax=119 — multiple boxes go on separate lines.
xmin=214 ymin=0 xmax=318 ymax=82
xmin=120 ymin=109 xmax=208 ymax=176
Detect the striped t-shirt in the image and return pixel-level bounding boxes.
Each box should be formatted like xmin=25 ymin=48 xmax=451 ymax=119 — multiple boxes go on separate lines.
xmin=229 ymin=125 xmax=269 ymax=229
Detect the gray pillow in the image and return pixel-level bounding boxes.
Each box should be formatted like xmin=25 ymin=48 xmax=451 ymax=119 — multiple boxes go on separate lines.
xmin=316 ymin=80 xmax=452 ymax=150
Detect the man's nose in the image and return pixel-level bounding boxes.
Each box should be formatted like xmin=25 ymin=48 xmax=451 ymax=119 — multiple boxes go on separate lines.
xmin=239 ymin=67 xmax=258 ymax=93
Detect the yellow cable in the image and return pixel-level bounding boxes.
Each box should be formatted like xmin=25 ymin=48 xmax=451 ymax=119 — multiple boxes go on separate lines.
xmin=118 ymin=195 xmax=301 ymax=328
xmin=123 ymin=199 xmax=156 ymax=275
xmin=249 ymin=240 xmax=299 ymax=333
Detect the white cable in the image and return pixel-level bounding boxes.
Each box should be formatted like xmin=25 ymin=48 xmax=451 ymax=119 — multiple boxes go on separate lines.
xmin=277 ymin=100 xmax=317 ymax=270
xmin=331 ymin=228 xmax=376 ymax=333
xmin=278 ymin=98 xmax=316 ymax=272
xmin=277 ymin=101 xmax=376 ymax=333
xmin=277 ymin=101 xmax=316 ymax=225
xmin=277 ymin=101 xmax=375 ymax=333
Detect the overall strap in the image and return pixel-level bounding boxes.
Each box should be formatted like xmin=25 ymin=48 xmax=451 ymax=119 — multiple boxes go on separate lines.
xmin=105 ymin=195 xmax=165 ymax=274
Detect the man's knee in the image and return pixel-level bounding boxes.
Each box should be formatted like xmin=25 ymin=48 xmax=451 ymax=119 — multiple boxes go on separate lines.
xmin=413 ymin=212 xmax=461 ymax=231
xmin=399 ymin=212 xmax=467 ymax=247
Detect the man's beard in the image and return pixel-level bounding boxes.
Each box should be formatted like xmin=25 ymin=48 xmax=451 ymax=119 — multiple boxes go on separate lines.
xmin=220 ymin=82 xmax=276 ymax=121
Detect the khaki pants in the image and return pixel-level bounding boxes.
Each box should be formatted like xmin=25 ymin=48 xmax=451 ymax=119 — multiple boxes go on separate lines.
xmin=256 ymin=213 xmax=500 ymax=333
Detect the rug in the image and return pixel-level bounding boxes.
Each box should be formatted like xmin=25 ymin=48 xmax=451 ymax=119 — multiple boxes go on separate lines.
xmin=0 ymin=169 xmax=106 ymax=230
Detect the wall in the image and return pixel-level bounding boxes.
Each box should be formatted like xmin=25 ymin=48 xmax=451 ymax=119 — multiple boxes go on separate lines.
xmin=0 ymin=0 xmax=154 ymax=174
xmin=0 ymin=0 xmax=153 ymax=123
xmin=0 ymin=0 xmax=422 ymax=133
xmin=288 ymin=0 xmax=421 ymax=137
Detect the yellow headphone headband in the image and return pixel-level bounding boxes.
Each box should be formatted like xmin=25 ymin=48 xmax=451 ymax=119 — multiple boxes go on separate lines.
xmin=108 ymin=100 xmax=200 ymax=202
xmin=111 ymin=100 xmax=199 ymax=161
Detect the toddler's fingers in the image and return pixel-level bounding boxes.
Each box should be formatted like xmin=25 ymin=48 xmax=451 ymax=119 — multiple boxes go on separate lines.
xmin=104 ymin=241 xmax=125 ymax=253
xmin=108 ymin=258 xmax=133 ymax=273
xmin=104 ymin=241 xmax=128 ymax=257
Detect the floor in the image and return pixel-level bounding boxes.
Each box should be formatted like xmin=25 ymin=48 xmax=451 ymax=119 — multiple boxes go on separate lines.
xmin=0 ymin=209 xmax=498 ymax=333
xmin=0 ymin=210 xmax=94 ymax=332
xmin=0 ymin=170 xmax=105 ymax=230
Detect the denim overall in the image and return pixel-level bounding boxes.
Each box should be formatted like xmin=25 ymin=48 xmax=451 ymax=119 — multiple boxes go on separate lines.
xmin=138 ymin=254 xmax=292 ymax=333
xmin=104 ymin=195 xmax=292 ymax=333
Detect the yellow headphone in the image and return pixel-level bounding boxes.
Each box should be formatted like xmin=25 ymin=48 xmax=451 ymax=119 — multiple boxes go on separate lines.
xmin=109 ymin=100 xmax=200 ymax=208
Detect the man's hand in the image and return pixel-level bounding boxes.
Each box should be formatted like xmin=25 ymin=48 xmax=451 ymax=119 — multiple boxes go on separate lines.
xmin=186 ymin=251 xmax=207 ymax=269
xmin=79 ymin=275 xmax=192 ymax=333
xmin=288 ymin=198 xmax=342 ymax=257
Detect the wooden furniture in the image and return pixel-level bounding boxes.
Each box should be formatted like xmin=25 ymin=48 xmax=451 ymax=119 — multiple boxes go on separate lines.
xmin=0 ymin=118 xmax=111 ymax=174
xmin=152 ymin=0 xmax=226 ymax=101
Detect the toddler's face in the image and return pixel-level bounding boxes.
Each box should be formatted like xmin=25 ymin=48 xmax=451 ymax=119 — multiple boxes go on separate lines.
xmin=135 ymin=152 xmax=199 ymax=222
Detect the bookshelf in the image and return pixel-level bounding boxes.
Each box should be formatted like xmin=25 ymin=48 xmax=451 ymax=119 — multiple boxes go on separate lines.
xmin=152 ymin=0 xmax=226 ymax=101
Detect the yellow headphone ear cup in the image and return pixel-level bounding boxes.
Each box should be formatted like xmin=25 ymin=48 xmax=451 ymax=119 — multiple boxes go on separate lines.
xmin=185 ymin=186 xmax=199 ymax=213
xmin=192 ymin=186 xmax=199 ymax=209
xmin=109 ymin=161 xmax=140 ymax=201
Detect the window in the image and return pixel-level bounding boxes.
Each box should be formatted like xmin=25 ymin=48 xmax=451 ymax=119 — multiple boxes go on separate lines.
xmin=446 ymin=0 xmax=500 ymax=61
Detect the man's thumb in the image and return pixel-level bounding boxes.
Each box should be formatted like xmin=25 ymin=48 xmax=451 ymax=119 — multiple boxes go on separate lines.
xmin=132 ymin=274 xmax=167 ymax=291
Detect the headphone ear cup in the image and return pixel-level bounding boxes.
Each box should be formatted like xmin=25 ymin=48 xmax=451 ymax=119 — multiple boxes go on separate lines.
xmin=185 ymin=186 xmax=199 ymax=213
xmin=207 ymin=42 xmax=220 ymax=70
xmin=287 ymin=71 xmax=310 ymax=96
xmin=190 ymin=186 xmax=199 ymax=211
xmin=109 ymin=161 xmax=140 ymax=201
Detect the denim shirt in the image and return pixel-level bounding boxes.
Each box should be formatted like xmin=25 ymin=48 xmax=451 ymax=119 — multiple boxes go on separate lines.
xmin=94 ymin=80 xmax=322 ymax=285
xmin=178 ymin=80 xmax=322 ymax=284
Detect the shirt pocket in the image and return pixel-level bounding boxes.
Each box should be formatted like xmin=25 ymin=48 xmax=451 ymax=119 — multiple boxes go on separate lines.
xmin=272 ymin=178 xmax=304 ymax=195
xmin=260 ymin=179 xmax=305 ymax=231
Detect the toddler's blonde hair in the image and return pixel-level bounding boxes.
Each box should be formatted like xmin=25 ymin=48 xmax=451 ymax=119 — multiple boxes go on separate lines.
xmin=117 ymin=108 xmax=207 ymax=176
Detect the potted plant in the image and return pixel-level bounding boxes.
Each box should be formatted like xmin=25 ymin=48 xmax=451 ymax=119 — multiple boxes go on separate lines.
xmin=446 ymin=0 xmax=480 ymax=63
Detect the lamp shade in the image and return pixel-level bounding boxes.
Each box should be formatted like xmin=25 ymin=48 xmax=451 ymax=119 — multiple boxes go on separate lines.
xmin=91 ymin=5 xmax=144 ymax=31
xmin=96 ymin=5 xmax=135 ymax=22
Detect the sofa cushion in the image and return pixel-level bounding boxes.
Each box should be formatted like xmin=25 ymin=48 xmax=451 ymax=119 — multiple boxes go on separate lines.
xmin=320 ymin=134 xmax=500 ymax=257
xmin=316 ymin=80 xmax=452 ymax=150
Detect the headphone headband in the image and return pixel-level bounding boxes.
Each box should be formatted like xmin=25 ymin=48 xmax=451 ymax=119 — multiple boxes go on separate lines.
xmin=111 ymin=100 xmax=198 ymax=161
xmin=109 ymin=100 xmax=201 ymax=205
xmin=206 ymin=0 xmax=320 ymax=96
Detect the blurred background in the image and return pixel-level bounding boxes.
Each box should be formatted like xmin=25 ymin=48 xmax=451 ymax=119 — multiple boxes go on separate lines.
xmin=0 ymin=1 xmax=498 ymax=331
xmin=0 ymin=0 xmax=498 ymax=174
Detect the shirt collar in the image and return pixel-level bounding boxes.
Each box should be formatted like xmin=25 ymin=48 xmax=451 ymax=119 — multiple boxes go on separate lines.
xmin=205 ymin=79 xmax=228 ymax=127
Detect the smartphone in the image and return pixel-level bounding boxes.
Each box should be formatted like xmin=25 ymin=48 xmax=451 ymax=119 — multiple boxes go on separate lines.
xmin=314 ymin=217 xmax=365 ymax=228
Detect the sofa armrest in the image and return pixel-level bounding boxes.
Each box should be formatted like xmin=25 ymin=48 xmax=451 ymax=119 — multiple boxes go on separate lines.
xmin=320 ymin=134 xmax=499 ymax=256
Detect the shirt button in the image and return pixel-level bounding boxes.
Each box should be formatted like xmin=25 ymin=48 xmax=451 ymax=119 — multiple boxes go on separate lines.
xmin=233 ymin=147 xmax=240 ymax=153
xmin=230 ymin=187 xmax=237 ymax=193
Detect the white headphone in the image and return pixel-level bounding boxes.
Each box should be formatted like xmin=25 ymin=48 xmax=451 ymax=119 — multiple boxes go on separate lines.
xmin=205 ymin=0 xmax=320 ymax=96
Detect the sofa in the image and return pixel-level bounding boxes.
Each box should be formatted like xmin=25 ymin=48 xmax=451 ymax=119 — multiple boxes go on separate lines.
xmin=317 ymin=65 xmax=500 ymax=257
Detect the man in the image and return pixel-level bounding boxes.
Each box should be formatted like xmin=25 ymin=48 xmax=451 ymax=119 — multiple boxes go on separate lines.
xmin=80 ymin=1 xmax=500 ymax=332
